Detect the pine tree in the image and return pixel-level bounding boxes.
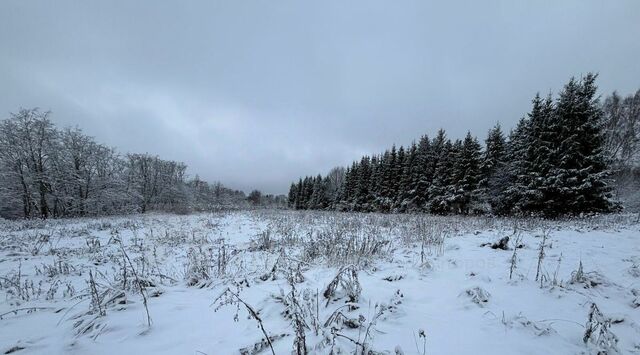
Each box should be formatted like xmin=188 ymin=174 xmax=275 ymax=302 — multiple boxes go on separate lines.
xmin=376 ymin=149 xmax=395 ymax=212
xmin=303 ymin=176 xmax=314 ymax=209
xmin=393 ymin=146 xmax=406 ymax=210
xmin=287 ymin=182 xmax=297 ymax=208
xmin=429 ymin=138 xmax=455 ymax=214
xmin=309 ymin=174 xmax=325 ymax=209
xmin=334 ymin=170 xmax=348 ymax=210
xmin=385 ymin=145 xmax=399 ymax=211
xmin=520 ymin=93 xmax=556 ymax=213
xmin=398 ymin=142 xmax=418 ymax=211
xmin=451 ymin=132 xmax=483 ymax=214
xmin=546 ymin=74 xmax=614 ymax=215
xmin=341 ymin=164 xmax=358 ymax=210
xmin=412 ymin=135 xmax=433 ymax=211
xmin=479 ymin=123 xmax=506 ymax=212
xmin=355 ymin=156 xmax=372 ymax=211
xmin=295 ymin=178 xmax=304 ymax=210
xmin=494 ymin=118 xmax=530 ymax=215
xmin=371 ymin=156 xmax=380 ymax=211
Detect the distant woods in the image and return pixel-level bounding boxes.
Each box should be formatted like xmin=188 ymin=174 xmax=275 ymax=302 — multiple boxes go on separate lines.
xmin=0 ymin=110 xmax=261 ymax=219
xmin=289 ymin=74 xmax=640 ymax=217
xmin=2 ymin=74 xmax=637 ymax=219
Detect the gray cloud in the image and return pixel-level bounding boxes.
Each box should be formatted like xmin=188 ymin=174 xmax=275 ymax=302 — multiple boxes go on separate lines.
xmin=1 ymin=0 xmax=639 ymax=193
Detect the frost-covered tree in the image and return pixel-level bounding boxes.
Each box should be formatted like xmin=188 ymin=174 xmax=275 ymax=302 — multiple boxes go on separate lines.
xmin=493 ymin=117 xmax=530 ymax=215
xmin=0 ymin=109 xmax=244 ymax=219
xmin=248 ymin=190 xmax=262 ymax=205
xmin=287 ymin=182 xmax=297 ymax=208
xmin=0 ymin=109 xmax=57 ymax=218
xmin=545 ymin=74 xmax=614 ymax=215
xmin=603 ymin=90 xmax=640 ymax=168
xmin=479 ymin=123 xmax=506 ymax=212
xmin=429 ymin=139 xmax=455 ymax=214
xmin=125 ymin=153 xmax=189 ymax=213
xmin=353 ymin=156 xmax=372 ymax=211
xmin=397 ymin=142 xmax=418 ymax=211
xmin=411 ymin=135 xmax=432 ymax=211
xmin=309 ymin=174 xmax=327 ymax=209
xmin=325 ymin=166 xmax=346 ymax=207
xmin=602 ymin=90 xmax=640 ymax=211
xmin=519 ymin=93 xmax=556 ymax=214
xmin=451 ymin=132 xmax=483 ymax=214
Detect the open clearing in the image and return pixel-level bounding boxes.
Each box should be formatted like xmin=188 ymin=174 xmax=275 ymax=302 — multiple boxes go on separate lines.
xmin=1 ymin=211 xmax=639 ymax=354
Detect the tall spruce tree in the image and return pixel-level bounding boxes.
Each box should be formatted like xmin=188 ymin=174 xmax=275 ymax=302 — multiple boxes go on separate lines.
xmin=479 ymin=123 xmax=506 ymax=212
xmin=412 ymin=134 xmax=433 ymax=210
xmin=494 ymin=117 xmax=530 ymax=215
xmin=355 ymin=156 xmax=372 ymax=211
xmin=342 ymin=163 xmax=358 ymax=210
xmin=429 ymin=138 xmax=455 ymax=214
xmin=302 ymin=177 xmax=313 ymax=209
xmin=394 ymin=146 xmax=406 ymax=210
xmin=520 ymin=93 xmax=556 ymax=213
xmin=377 ymin=148 xmax=396 ymax=212
xmin=398 ymin=142 xmax=418 ymax=211
xmin=451 ymin=132 xmax=483 ymax=214
xmin=368 ymin=155 xmax=382 ymax=211
xmin=545 ymin=74 xmax=614 ymax=215
xmin=295 ymin=178 xmax=304 ymax=209
xmin=309 ymin=174 xmax=325 ymax=209
xmin=288 ymin=182 xmax=297 ymax=208
xmin=386 ymin=145 xmax=399 ymax=210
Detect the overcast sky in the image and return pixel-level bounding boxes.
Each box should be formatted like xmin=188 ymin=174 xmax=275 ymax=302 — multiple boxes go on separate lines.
xmin=1 ymin=1 xmax=639 ymax=194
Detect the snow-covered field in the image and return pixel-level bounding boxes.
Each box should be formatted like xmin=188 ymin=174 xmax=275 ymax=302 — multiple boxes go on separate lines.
xmin=1 ymin=211 xmax=639 ymax=354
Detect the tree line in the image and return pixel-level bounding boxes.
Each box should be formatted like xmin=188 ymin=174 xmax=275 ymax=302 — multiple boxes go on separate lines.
xmin=0 ymin=109 xmax=251 ymax=219
xmin=289 ymin=74 xmax=640 ymax=217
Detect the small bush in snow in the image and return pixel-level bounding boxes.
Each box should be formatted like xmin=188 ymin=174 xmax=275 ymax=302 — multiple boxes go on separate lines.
xmin=461 ymin=286 xmax=491 ymax=306
xmin=323 ymin=265 xmax=362 ymax=307
xmin=583 ymin=303 xmax=619 ymax=354
xmin=569 ymin=260 xmax=608 ymax=288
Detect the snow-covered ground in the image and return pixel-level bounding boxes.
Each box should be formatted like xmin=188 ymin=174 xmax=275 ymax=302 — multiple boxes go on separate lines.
xmin=0 ymin=211 xmax=639 ymax=354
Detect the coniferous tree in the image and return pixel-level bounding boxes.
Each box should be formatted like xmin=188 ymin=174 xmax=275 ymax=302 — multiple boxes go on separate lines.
xmin=295 ymin=178 xmax=304 ymax=209
xmin=334 ymin=172 xmax=346 ymax=210
xmin=546 ymin=74 xmax=614 ymax=215
xmin=445 ymin=139 xmax=463 ymax=211
xmin=309 ymin=174 xmax=325 ymax=209
xmin=368 ymin=155 xmax=382 ymax=211
xmin=412 ymin=134 xmax=433 ymax=210
xmin=375 ymin=149 xmax=392 ymax=211
xmin=355 ymin=156 xmax=372 ymax=211
xmin=382 ymin=146 xmax=398 ymax=211
xmin=451 ymin=132 xmax=483 ymax=214
xmin=321 ymin=176 xmax=332 ymax=209
xmin=341 ymin=163 xmax=358 ymax=210
xmin=394 ymin=146 xmax=406 ymax=210
xmin=429 ymin=138 xmax=455 ymax=214
xmin=520 ymin=93 xmax=556 ymax=213
xmin=287 ymin=182 xmax=297 ymax=208
xmin=479 ymin=123 xmax=506 ymax=212
xmin=494 ymin=118 xmax=530 ymax=215
xmin=302 ymin=176 xmax=313 ymax=209
xmin=398 ymin=142 xmax=418 ymax=211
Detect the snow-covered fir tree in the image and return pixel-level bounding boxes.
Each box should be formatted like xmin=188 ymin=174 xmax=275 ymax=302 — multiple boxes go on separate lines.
xmin=479 ymin=123 xmax=506 ymax=211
